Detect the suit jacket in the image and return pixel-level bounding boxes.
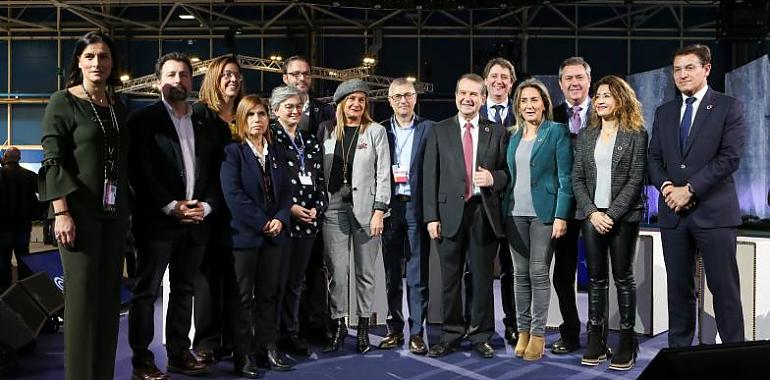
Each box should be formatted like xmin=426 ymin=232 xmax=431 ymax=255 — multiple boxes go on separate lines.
xmin=423 ymin=116 xmax=508 ymax=238
xmin=220 ymin=142 xmax=292 ymax=249
xmin=554 ymin=101 xmax=593 ymax=135
xmin=128 ymin=101 xmax=219 ymax=244
xmin=383 ymin=115 xmax=434 ymax=222
xmin=572 ymin=126 xmax=648 ymax=222
xmin=320 ymin=120 xmax=391 ymax=227
xmin=0 ymin=163 xmax=42 ymax=231
xmin=502 ymin=120 xmax=574 ymax=223
xmin=303 ymin=97 xmax=335 ymax=136
xmin=647 ymin=87 xmax=746 ymax=228
xmin=480 ymin=99 xmax=514 ymax=127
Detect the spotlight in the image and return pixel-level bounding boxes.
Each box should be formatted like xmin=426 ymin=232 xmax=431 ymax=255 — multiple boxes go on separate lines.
xmin=178 ymin=14 xmax=195 ymax=20
xmin=270 ymin=55 xmax=283 ymax=62
xmin=120 ymin=74 xmax=131 ymax=82
xmin=405 ymin=76 xmax=416 ymax=82
xmin=362 ymin=56 xmax=376 ymax=66
xmin=190 ymin=56 xmax=201 ymax=63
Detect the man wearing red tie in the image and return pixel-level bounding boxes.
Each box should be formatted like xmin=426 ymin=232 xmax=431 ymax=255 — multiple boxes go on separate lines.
xmin=423 ymin=74 xmax=508 ymax=358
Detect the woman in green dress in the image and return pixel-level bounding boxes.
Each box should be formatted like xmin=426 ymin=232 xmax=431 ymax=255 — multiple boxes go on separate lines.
xmin=39 ymin=31 xmax=130 ymax=380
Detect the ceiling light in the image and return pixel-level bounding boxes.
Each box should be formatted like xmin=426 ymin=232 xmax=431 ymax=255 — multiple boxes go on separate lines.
xmin=178 ymin=14 xmax=195 ymax=20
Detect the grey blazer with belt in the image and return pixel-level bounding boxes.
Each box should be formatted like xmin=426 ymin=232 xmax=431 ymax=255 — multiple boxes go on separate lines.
xmin=571 ymin=126 xmax=648 ymax=222
xmin=321 ymin=121 xmax=391 ymax=226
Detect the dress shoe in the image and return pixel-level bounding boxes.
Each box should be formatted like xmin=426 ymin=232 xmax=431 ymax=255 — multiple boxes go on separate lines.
xmin=408 ymin=335 xmax=428 ymax=355
xmin=551 ymin=337 xmax=580 ymax=354
xmin=378 ymin=332 xmax=405 ymax=349
xmin=167 ymin=350 xmax=210 ymax=376
xmin=523 ymin=335 xmax=545 ymax=361
xmin=193 ymin=348 xmax=216 ymax=364
xmin=427 ymin=340 xmax=459 ymax=357
xmin=132 ymin=362 xmax=170 ymax=380
xmin=280 ymin=335 xmax=311 ymax=357
xmin=473 ymin=342 xmax=495 ymax=358
xmin=233 ymin=354 xmax=264 ymax=379
xmin=266 ymin=348 xmax=292 ymax=371
xmin=504 ymin=326 xmax=518 ymax=345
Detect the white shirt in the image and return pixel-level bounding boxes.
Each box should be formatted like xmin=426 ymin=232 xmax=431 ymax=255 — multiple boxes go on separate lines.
xmin=392 ymin=115 xmax=415 ymax=196
xmin=679 ymin=84 xmax=709 ymax=136
xmin=486 ymin=98 xmax=509 ymax=124
xmin=160 ymin=99 xmax=211 ymax=217
xmin=245 ymin=138 xmax=269 ymax=170
xmin=567 ymin=97 xmax=591 ymax=131
xmin=457 ymin=113 xmax=481 ymax=196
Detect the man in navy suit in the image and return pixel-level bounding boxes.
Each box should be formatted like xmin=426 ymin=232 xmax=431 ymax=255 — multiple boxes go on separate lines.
xmin=648 ymin=44 xmax=746 ymax=347
xmin=379 ymin=78 xmax=434 ymax=355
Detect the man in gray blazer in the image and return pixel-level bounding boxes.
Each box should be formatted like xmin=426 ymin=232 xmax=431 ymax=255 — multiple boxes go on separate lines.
xmin=423 ymin=74 xmax=508 ymax=359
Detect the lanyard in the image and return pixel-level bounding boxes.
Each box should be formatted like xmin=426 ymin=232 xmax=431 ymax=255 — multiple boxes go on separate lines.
xmin=285 ymin=128 xmax=306 ymax=172
xmin=392 ymin=116 xmax=415 ymax=167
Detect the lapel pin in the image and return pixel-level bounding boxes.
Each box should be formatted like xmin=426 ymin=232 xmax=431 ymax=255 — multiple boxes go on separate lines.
xmin=484 ymin=126 xmax=490 ymax=132
xmin=706 ymin=104 xmax=713 ymax=110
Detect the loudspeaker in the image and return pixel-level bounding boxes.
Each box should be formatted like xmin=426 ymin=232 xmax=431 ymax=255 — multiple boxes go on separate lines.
xmin=0 ymin=300 xmax=35 ymax=350
xmin=0 ymin=283 xmax=48 ymax=335
xmin=18 ymin=272 xmax=63 ymax=316
xmin=639 ymin=340 xmax=770 ymax=379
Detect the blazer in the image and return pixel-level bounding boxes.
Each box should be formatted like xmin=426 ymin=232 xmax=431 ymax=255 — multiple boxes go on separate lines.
xmin=320 ymin=120 xmax=391 ymax=227
xmin=647 ymin=87 xmax=746 ymax=228
xmin=220 ymin=142 xmax=292 ymax=249
xmin=480 ymin=99 xmax=515 ymax=127
xmin=127 ymin=101 xmax=219 ymax=243
xmin=304 ymin=97 xmax=335 ymax=136
xmin=572 ymin=126 xmax=648 ymax=222
xmin=423 ymin=116 xmax=508 ymax=238
xmin=502 ymin=120 xmax=574 ymax=223
xmin=383 ymin=114 xmax=434 ymax=222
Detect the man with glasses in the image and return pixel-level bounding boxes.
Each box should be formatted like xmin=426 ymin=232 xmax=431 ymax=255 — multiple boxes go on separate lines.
xmin=281 ymin=55 xmax=336 ymax=345
xmin=379 ymin=78 xmax=434 ymax=354
xmin=648 ymin=43 xmax=746 ymax=348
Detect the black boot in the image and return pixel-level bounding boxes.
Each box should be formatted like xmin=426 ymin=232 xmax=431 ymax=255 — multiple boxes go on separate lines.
xmin=323 ymin=317 xmax=348 ymax=352
xmin=356 ymin=317 xmax=371 ymax=354
xmin=581 ymin=324 xmax=607 ymax=366
xmin=609 ymin=329 xmax=637 ymax=371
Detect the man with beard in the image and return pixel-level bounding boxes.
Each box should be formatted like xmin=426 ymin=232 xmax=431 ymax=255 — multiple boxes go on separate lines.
xmin=128 ymin=52 xmax=219 ymax=380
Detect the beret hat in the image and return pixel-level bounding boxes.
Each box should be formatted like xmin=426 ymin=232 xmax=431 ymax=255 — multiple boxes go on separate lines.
xmin=333 ymin=78 xmax=370 ymax=104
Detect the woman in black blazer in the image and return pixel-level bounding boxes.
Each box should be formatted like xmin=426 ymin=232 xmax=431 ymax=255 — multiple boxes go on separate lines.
xmin=221 ymin=95 xmax=293 ymax=378
xmin=572 ymin=75 xmax=647 ymax=371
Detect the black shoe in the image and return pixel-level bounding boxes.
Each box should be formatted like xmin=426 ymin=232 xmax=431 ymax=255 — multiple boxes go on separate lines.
xmin=609 ymin=329 xmax=637 ymax=371
xmin=193 ymin=348 xmax=216 ymax=364
xmin=473 ymin=342 xmax=495 ymax=358
xmin=167 ymin=351 xmax=209 ymax=376
xmin=266 ymin=349 xmax=292 ymax=371
xmin=323 ymin=317 xmax=348 ymax=352
xmin=427 ymin=340 xmax=459 ymax=357
xmin=280 ymin=335 xmax=311 ymax=357
xmin=409 ymin=335 xmax=428 ymax=355
xmin=504 ymin=326 xmax=518 ymax=345
xmin=551 ymin=337 xmax=580 ymax=355
xmin=379 ymin=332 xmax=405 ymax=349
xmin=581 ymin=326 xmax=607 ymax=366
xmin=233 ymin=354 xmax=264 ymax=379
xmin=356 ymin=317 xmax=371 ymax=354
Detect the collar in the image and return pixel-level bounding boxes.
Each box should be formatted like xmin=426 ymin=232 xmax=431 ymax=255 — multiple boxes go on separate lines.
xmin=486 ymin=97 xmax=508 ymax=110
xmin=392 ymin=114 xmax=416 ymax=130
xmin=682 ymin=84 xmax=709 ymax=103
xmin=458 ymin=113 xmax=480 ymax=128
xmin=161 ymin=97 xmax=192 ymax=119
xmin=245 ymin=138 xmax=269 ymax=157
xmin=567 ymin=97 xmax=591 ymax=111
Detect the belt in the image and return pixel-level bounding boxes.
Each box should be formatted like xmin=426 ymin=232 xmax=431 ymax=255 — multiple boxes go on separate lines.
xmin=394 ymin=194 xmax=411 ymax=202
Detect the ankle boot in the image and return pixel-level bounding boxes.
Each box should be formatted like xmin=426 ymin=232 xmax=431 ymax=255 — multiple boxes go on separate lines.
xmin=523 ymin=335 xmax=544 ymax=361
xmin=356 ymin=317 xmax=371 ymax=354
xmin=514 ymin=331 xmax=529 ymax=358
xmin=609 ymin=329 xmax=637 ymax=371
xmin=581 ymin=324 xmax=608 ymax=366
xmin=323 ymin=317 xmax=348 ymax=352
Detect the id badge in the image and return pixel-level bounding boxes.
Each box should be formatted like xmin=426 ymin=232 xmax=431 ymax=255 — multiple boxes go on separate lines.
xmin=103 ymin=179 xmax=117 ymax=208
xmin=299 ymin=172 xmax=313 ymax=186
xmin=392 ymin=165 xmax=409 ymax=184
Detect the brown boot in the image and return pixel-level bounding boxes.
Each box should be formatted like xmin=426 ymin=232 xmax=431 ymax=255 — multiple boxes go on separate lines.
xmin=523 ymin=335 xmax=545 ymax=361
xmin=514 ymin=331 xmax=529 ymax=358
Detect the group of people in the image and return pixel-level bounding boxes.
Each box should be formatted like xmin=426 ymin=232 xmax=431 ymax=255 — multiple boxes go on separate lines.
xmin=39 ymin=30 xmax=747 ymax=380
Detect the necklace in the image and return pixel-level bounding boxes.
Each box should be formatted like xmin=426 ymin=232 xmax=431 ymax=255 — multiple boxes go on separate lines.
xmin=81 ymin=83 xmax=121 ymax=213
xmin=338 ymin=126 xmax=359 ymax=198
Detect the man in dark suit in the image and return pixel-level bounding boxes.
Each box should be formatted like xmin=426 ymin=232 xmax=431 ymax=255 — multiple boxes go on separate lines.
xmin=648 ymin=44 xmax=746 ymax=347
xmin=423 ymin=74 xmax=508 ymax=358
xmin=128 ymin=52 xmax=219 ymax=380
xmin=0 ymin=147 xmax=41 ymax=291
xmin=378 ymin=78 xmax=433 ymax=355
xmin=281 ymin=55 xmax=336 ymax=343
xmin=550 ymin=56 xmax=592 ymax=354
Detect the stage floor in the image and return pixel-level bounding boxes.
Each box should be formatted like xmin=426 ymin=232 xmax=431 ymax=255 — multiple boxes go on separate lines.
xmin=15 ymin=283 xmax=668 ymax=379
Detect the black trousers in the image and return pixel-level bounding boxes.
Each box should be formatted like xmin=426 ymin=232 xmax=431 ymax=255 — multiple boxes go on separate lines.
xmin=552 ymin=218 xmax=582 ymax=342
xmin=463 ymin=238 xmax=517 ymax=332
xmin=436 ymin=199 xmax=498 ymax=344
xmin=129 ymin=236 xmax=206 ymax=365
xmin=298 ymin=234 xmax=331 ymax=338
xmin=661 ymin=218 xmax=744 ymax=347
xmin=232 ymin=243 xmax=283 ymax=356
xmin=277 ymin=236 xmax=315 ymax=338
xmin=0 ymin=227 xmax=31 ymax=290
xmin=193 ymin=240 xmax=237 ymax=352
xmin=582 ymin=220 xmax=639 ymax=330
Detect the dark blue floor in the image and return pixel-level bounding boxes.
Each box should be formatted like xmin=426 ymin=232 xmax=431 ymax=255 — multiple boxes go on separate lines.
xmin=16 ymin=283 xmax=668 ymax=379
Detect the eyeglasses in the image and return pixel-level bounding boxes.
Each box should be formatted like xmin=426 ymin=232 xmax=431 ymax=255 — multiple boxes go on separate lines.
xmin=286 ymin=71 xmax=311 ymax=78
xmin=672 ymin=64 xmax=704 ymax=74
xmin=221 ymin=71 xmax=242 ymax=81
xmin=389 ymin=92 xmax=416 ymax=102
xmin=281 ymin=103 xmax=304 ymax=112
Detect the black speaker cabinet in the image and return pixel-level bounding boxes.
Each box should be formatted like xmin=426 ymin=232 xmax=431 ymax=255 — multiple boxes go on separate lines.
xmin=18 ymin=272 xmax=64 ymax=316
xmin=0 ymin=283 xmax=48 ymax=335
xmin=640 ymin=340 xmax=770 ymax=379
xmin=0 ymin=300 xmax=35 ymax=350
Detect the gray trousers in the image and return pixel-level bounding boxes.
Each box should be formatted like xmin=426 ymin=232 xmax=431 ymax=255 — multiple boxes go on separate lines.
xmin=322 ymin=193 xmax=381 ymax=319
xmin=506 ymin=216 xmax=555 ymax=336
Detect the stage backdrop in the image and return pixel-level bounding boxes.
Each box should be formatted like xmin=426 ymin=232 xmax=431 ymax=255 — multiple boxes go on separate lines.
xmin=725 ymin=54 xmax=770 ymax=219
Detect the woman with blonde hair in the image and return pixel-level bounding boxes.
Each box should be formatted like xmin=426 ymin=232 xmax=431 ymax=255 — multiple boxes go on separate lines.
xmin=502 ymin=78 xmax=573 ymax=361
xmin=319 ymin=79 xmax=390 ymax=354
xmin=573 ymin=75 xmax=647 ymax=370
